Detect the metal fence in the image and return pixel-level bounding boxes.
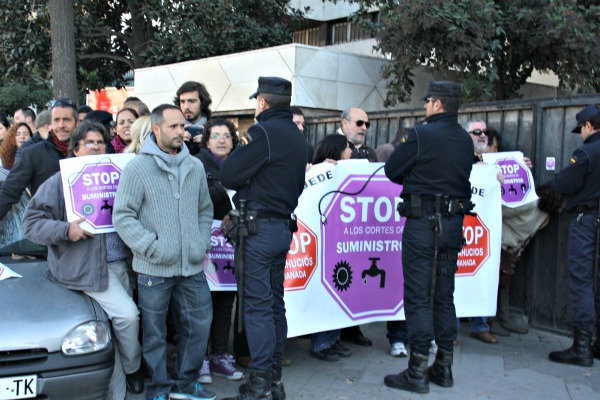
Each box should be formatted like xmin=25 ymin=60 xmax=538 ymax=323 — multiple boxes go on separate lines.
xmin=305 ymin=94 xmax=600 ymax=333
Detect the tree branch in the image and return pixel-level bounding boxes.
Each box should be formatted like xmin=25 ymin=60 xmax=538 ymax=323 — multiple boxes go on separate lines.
xmin=78 ymin=53 xmax=134 ymax=70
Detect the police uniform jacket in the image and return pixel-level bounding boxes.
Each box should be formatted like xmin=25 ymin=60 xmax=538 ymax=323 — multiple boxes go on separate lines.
xmin=554 ymin=132 xmax=600 ymax=212
xmin=384 ymin=112 xmax=473 ymax=199
xmin=219 ymin=106 xmax=307 ymax=218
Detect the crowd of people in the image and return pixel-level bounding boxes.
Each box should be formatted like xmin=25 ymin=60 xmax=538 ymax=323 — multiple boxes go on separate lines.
xmin=1 ymin=78 xmax=599 ymax=400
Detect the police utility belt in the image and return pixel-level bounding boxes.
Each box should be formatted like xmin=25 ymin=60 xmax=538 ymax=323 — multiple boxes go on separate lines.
xmin=226 ymin=209 xmax=298 ymax=244
xmin=397 ymin=194 xmax=475 ymax=218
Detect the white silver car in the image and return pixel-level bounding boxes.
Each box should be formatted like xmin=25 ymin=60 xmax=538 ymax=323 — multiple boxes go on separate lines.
xmin=0 ymin=259 xmax=114 ymax=399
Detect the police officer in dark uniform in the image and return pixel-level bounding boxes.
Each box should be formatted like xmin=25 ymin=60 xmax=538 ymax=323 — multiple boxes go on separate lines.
xmin=220 ymin=77 xmax=307 ymax=400
xmin=383 ymin=81 xmax=474 ymax=394
xmin=550 ymin=104 xmax=600 ymax=367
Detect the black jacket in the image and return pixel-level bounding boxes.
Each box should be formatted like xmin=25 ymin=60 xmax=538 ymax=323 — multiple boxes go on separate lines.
xmin=0 ymin=137 xmax=64 ymax=220
xmin=385 ymin=112 xmax=473 ymax=199
xmin=196 ymin=148 xmax=233 ymax=220
xmin=554 ymin=132 xmax=600 ymax=211
xmin=220 ymin=106 xmax=307 ymax=218
xmin=351 ymin=144 xmax=378 ymax=162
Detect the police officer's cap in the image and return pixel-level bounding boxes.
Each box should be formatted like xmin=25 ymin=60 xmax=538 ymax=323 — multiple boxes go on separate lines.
xmin=572 ymin=104 xmax=600 ymax=133
xmin=84 ymin=110 xmax=113 ymax=133
xmin=421 ymin=81 xmax=462 ymax=101
xmin=249 ymin=77 xmax=292 ymax=100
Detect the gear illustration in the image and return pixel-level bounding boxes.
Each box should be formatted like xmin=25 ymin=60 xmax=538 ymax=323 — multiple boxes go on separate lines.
xmin=81 ymin=202 xmax=95 ymax=216
xmin=332 ymin=260 xmax=353 ymax=292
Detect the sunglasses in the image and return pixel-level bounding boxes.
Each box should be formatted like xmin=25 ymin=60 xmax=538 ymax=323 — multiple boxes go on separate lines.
xmin=469 ymin=129 xmax=488 ymax=136
xmin=50 ymin=98 xmax=75 ymax=108
xmin=355 ymin=120 xmax=371 ymax=129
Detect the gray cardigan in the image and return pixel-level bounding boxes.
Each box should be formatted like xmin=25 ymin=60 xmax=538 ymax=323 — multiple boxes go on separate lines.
xmin=113 ymin=134 xmax=213 ymax=277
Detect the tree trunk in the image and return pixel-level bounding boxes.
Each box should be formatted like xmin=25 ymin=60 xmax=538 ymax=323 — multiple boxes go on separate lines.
xmin=128 ymin=0 xmax=153 ymax=69
xmin=49 ymin=0 xmax=78 ymax=103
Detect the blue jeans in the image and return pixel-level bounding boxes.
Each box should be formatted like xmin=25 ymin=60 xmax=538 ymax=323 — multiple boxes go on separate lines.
xmin=243 ymin=219 xmax=291 ymax=371
xmin=386 ymin=321 xmax=408 ymax=345
xmin=471 ymin=317 xmax=490 ymax=333
xmin=311 ymin=330 xmax=341 ymax=352
xmin=137 ymin=272 xmax=212 ymax=399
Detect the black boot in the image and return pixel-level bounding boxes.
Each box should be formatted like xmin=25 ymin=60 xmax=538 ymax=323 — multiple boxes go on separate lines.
xmin=549 ymin=327 xmax=593 ymax=367
xmin=384 ymin=351 xmax=429 ymax=394
xmin=592 ymin=325 xmax=600 ymax=360
xmin=227 ymin=369 xmax=272 ymax=400
xmin=271 ymin=365 xmax=286 ymax=400
xmin=497 ymin=287 xmax=528 ymax=334
xmin=427 ymin=348 xmax=453 ymax=387
xmin=240 ymin=367 xmax=284 ymax=399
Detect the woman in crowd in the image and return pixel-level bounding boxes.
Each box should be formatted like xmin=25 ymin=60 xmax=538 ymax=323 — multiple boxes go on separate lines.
xmin=125 ymin=116 xmax=152 ymax=154
xmin=0 ymin=123 xmax=32 ymax=169
xmin=0 ymin=115 xmax=10 ymax=146
xmin=194 ymin=118 xmax=245 ymax=384
xmin=309 ymin=134 xmax=354 ymax=361
xmin=111 ymin=108 xmax=139 ymax=153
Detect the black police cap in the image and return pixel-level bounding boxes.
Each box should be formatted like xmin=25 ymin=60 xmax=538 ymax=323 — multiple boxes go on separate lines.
xmin=572 ymin=104 xmax=600 ymax=133
xmin=421 ymin=81 xmax=462 ymax=101
xmin=249 ymin=77 xmax=292 ymax=99
xmin=84 ymin=110 xmax=113 ymax=132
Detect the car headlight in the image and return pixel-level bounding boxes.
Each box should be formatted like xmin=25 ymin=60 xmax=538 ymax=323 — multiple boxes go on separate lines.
xmin=61 ymin=321 xmax=111 ymax=355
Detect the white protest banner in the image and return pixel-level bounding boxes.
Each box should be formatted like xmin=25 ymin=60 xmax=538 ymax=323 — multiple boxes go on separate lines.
xmin=60 ymin=153 xmax=135 ymax=234
xmin=282 ymin=161 xmax=501 ymax=337
xmin=205 ymin=160 xmax=501 ymax=337
xmin=482 ymin=151 xmax=538 ymax=208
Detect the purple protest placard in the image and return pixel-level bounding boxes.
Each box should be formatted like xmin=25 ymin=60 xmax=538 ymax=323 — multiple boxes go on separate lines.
xmin=204 ymin=222 xmax=237 ymax=290
xmin=321 ymin=174 xmax=405 ymax=320
xmin=61 ymin=154 xmax=134 ymax=233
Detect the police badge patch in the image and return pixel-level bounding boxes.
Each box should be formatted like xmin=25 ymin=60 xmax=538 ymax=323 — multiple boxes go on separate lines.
xmin=240 ymin=132 xmax=252 ymax=146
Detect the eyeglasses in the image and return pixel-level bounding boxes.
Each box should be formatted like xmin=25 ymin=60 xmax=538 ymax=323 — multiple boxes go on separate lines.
xmin=50 ymin=98 xmax=75 ymax=108
xmin=82 ymin=140 xmax=106 ymax=148
xmin=355 ymin=120 xmax=371 ymax=129
xmin=210 ymin=133 xmax=233 ymax=141
xmin=469 ymin=129 xmax=488 ymax=136
xmin=425 ymin=97 xmax=436 ymax=103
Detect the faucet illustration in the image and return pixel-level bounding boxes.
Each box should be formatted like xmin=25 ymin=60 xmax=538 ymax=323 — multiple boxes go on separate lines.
xmin=361 ymin=257 xmax=386 ymax=288
xmin=223 ymin=261 xmax=234 ymax=274
xmin=100 ymin=200 xmax=113 ymax=214
xmin=508 ymin=185 xmax=517 ymax=195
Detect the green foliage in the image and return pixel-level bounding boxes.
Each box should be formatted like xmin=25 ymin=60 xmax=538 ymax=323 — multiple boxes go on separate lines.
xmin=141 ymin=0 xmax=303 ymax=67
xmin=0 ymin=82 xmax=53 ymax=115
xmin=0 ymin=0 xmax=302 ymax=102
xmin=351 ymin=0 xmax=600 ymax=105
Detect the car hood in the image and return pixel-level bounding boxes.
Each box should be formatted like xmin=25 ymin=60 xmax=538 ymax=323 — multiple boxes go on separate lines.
xmin=0 ymin=260 xmax=105 ymax=352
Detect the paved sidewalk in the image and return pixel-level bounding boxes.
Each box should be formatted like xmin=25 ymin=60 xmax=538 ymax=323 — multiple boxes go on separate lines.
xmin=204 ymin=321 xmax=600 ymax=400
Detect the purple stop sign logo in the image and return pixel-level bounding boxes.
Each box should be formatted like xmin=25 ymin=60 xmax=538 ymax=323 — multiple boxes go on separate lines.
xmin=321 ymin=174 xmax=405 ymax=320
xmin=496 ymin=158 xmax=532 ymax=205
xmin=68 ymin=162 xmax=122 ymax=229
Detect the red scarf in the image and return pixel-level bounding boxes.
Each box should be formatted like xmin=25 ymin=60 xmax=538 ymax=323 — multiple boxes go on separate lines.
xmin=49 ymin=130 xmax=69 ymax=157
xmin=111 ymin=135 xmax=127 ymax=153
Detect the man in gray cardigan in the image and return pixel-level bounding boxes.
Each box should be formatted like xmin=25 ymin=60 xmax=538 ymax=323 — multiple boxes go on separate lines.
xmin=113 ymin=104 xmax=215 ymax=400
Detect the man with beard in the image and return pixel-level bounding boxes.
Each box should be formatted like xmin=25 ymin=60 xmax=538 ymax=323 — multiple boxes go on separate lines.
xmin=0 ymin=99 xmax=77 ymax=221
xmin=174 ymin=81 xmax=213 ymax=155
xmin=338 ymin=107 xmax=377 ymax=162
